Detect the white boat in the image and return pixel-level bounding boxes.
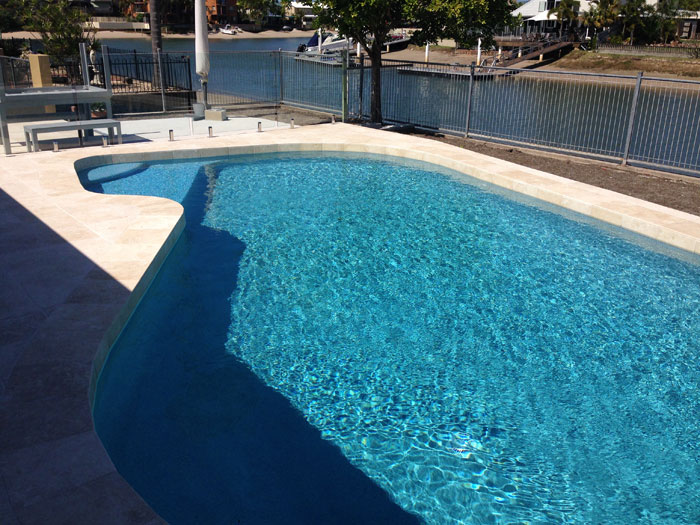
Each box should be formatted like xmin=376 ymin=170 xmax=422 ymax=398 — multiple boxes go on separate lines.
xmin=221 ymin=24 xmax=236 ymax=35
xmin=293 ymin=52 xmax=345 ymax=66
xmin=298 ymin=32 xmax=354 ymax=54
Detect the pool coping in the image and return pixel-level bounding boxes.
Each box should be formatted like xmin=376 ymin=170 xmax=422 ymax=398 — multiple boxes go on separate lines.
xmin=3 ymin=123 xmax=700 ymax=523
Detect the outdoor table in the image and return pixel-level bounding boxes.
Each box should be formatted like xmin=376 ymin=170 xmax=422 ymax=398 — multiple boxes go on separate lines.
xmin=0 ymin=85 xmax=113 ymax=155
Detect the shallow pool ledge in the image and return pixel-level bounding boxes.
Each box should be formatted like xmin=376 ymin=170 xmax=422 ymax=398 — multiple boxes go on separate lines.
xmin=3 ymin=123 xmax=700 ymax=524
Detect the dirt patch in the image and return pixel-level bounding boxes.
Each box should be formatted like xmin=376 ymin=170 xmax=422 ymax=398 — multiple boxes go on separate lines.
xmin=541 ymin=49 xmax=700 ymax=80
xmin=411 ymin=131 xmax=700 ymax=217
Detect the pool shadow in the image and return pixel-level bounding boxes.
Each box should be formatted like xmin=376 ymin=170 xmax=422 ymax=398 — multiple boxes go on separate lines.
xmin=91 ymin=166 xmax=421 ymax=524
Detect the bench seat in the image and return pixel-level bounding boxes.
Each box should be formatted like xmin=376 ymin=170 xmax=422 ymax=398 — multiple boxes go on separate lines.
xmin=23 ymin=119 xmax=122 ymax=152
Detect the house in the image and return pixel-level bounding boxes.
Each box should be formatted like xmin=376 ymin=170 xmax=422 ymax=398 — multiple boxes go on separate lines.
xmin=511 ymin=0 xmax=691 ymax=40
xmin=512 ymin=0 xmax=592 ymax=36
xmin=677 ymin=10 xmax=700 ymax=39
xmin=206 ymin=0 xmax=238 ymax=27
xmin=122 ymin=0 xmax=237 ymax=27
xmin=286 ymin=2 xmax=316 ymax=29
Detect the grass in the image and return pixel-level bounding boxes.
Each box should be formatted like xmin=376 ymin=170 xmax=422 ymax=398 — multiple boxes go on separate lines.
xmin=548 ymin=49 xmax=700 ymax=79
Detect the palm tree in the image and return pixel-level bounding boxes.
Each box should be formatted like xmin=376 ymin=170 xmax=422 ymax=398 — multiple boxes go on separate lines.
xmin=596 ymin=0 xmax=620 ymax=30
xmin=149 ymin=0 xmax=162 ymax=86
xmin=548 ymin=0 xmax=581 ymax=39
xmin=580 ymin=5 xmax=600 ymax=40
xmin=149 ymin=0 xmax=163 ymax=55
xmin=620 ymin=0 xmax=651 ymax=45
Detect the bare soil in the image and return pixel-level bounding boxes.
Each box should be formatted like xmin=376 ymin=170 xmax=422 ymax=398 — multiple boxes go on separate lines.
xmin=540 ymin=49 xmax=700 ymax=80
xmin=411 ymin=131 xmax=700 ymax=217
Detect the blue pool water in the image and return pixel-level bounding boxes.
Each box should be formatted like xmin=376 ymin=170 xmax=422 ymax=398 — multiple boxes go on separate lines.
xmin=85 ymin=153 xmax=700 ymax=524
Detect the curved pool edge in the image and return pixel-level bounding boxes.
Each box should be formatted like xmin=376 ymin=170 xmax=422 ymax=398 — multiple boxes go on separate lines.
xmin=84 ymin=137 xmax=700 ymax=257
xmin=3 ymin=123 xmax=700 ymax=524
xmin=87 ymin=212 xmax=186 ymax=409
xmin=84 ymin=137 xmax=700 ymax=407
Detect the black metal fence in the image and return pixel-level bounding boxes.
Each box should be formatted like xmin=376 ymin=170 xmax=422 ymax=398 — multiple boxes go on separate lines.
xmin=0 ymin=56 xmax=32 ymax=88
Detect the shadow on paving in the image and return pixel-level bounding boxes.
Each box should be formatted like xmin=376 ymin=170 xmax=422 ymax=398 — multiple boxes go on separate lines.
xmin=0 ymin=189 xmax=160 ymax=523
xmin=88 ymin=165 xmax=421 ymax=524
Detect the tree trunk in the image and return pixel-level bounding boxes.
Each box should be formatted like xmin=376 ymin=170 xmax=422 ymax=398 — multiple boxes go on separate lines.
xmin=150 ymin=0 xmax=162 ymax=55
xmin=149 ymin=0 xmax=162 ymax=88
xmin=370 ymin=41 xmax=383 ymax=123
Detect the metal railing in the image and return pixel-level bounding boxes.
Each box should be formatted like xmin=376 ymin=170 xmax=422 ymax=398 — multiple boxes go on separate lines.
xmin=50 ymin=60 xmax=84 ymax=86
xmin=15 ymin=47 xmax=696 ymax=176
xmin=138 ymin=50 xmax=700 ymax=174
xmin=357 ymin=59 xmax=700 ymax=174
xmin=204 ymin=51 xmax=281 ymax=107
xmin=280 ymin=52 xmax=346 ymax=113
xmin=105 ymin=51 xmax=193 ymax=94
xmin=0 ymin=56 xmax=32 ymax=88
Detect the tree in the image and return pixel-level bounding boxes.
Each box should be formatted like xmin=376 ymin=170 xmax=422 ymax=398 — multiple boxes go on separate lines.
xmin=148 ymin=0 xmax=162 ymax=52
xmin=313 ymin=0 xmax=405 ymax=123
xmin=656 ymin=0 xmax=679 ymax=44
xmin=409 ymin=0 xmax=517 ymax=49
xmin=314 ymin=0 xmax=514 ymax=123
xmin=595 ymin=0 xmax=620 ymax=30
xmin=620 ymin=0 xmax=654 ymax=44
xmin=13 ymin=0 xmax=97 ymax=62
xmin=548 ymin=0 xmax=580 ymax=39
xmin=0 ymin=1 xmax=24 ymax=32
xmin=238 ymin=0 xmax=283 ymax=25
xmin=580 ymin=5 xmax=600 ymax=40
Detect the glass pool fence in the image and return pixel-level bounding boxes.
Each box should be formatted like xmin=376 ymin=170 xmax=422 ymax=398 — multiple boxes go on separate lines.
xmin=177 ymin=50 xmax=700 ymax=176
xmin=9 ymin=47 xmax=698 ymax=176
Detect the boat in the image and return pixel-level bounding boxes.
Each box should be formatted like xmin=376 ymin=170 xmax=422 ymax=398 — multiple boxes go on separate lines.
xmin=381 ymin=32 xmax=411 ymax=52
xmin=293 ymin=52 xmax=345 ymax=66
xmin=297 ymin=32 xmax=354 ymax=54
xmin=221 ymin=24 xmax=236 ymax=35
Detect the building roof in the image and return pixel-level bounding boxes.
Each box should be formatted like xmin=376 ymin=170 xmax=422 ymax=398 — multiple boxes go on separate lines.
xmin=513 ymin=0 xmax=542 ymax=19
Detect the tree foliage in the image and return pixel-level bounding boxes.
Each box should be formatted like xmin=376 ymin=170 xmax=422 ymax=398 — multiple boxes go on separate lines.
xmin=11 ymin=0 xmax=97 ymax=61
xmin=548 ymin=0 xmax=580 ymax=38
xmin=313 ymin=0 xmax=406 ymax=123
xmin=0 ymin=0 xmax=24 ymax=32
xmin=238 ymin=0 xmax=284 ymax=24
xmin=408 ymin=0 xmax=517 ymax=48
xmin=619 ymin=0 xmax=656 ymax=45
xmin=313 ymin=0 xmax=513 ymax=123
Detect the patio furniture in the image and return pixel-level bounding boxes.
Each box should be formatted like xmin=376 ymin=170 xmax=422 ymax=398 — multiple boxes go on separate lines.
xmin=0 ymin=85 xmax=114 ymax=155
xmin=23 ymin=119 xmax=122 ymax=152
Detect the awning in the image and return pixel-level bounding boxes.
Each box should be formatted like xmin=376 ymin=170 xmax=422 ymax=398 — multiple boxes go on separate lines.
xmin=530 ymin=10 xmax=557 ymax=21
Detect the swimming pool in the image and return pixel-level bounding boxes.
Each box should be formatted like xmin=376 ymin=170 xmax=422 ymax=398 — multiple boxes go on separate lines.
xmin=84 ymin=152 xmax=700 ymax=524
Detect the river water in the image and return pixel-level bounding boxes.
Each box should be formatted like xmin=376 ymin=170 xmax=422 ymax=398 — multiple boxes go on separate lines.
xmin=100 ymin=36 xmax=309 ymax=53
xmin=100 ymin=38 xmax=700 ymax=173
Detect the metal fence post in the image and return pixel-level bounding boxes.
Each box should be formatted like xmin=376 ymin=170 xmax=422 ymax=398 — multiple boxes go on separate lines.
xmin=342 ymin=49 xmax=348 ymax=122
xmin=185 ymin=55 xmax=192 ymax=109
xmin=278 ymin=50 xmax=284 ymax=105
xmin=0 ymin=63 xmax=10 ymax=155
xmin=622 ymin=71 xmax=643 ymax=166
xmin=134 ymin=49 xmax=139 ymax=82
xmin=79 ymin=42 xmax=90 ymax=86
xmin=10 ymin=60 xmax=17 ymax=87
xmin=464 ymin=64 xmax=475 ymax=138
xmin=101 ymin=45 xmax=114 ymax=118
xmin=101 ymin=45 xmax=112 ymax=93
xmin=358 ymin=54 xmax=365 ymax=120
xmin=157 ymin=48 xmax=166 ymax=112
